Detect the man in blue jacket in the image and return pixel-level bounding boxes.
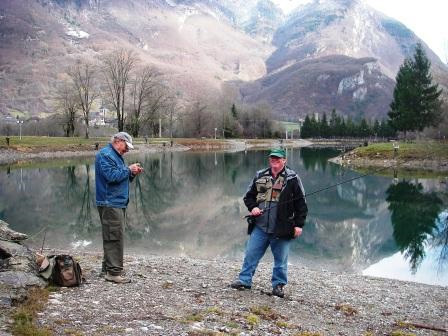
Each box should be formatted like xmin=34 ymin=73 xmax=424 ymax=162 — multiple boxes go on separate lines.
xmin=231 ymin=148 xmax=307 ymax=297
xmin=95 ymin=132 xmax=143 ymax=283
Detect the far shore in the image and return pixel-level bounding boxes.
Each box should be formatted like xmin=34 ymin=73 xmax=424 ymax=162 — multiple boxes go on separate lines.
xmin=1 ymin=136 xmax=447 ymax=174
xmin=0 ymin=137 xmax=312 ymax=166
xmin=329 ymin=140 xmax=448 ymax=174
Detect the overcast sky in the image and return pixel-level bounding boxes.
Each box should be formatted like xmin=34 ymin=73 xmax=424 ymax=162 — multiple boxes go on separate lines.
xmin=271 ymin=0 xmax=448 ymax=63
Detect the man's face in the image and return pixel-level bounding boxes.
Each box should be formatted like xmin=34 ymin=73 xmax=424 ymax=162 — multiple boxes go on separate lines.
xmin=114 ymin=139 xmax=129 ymax=155
xmin=269 ymin=156 xmax=286 ymax=171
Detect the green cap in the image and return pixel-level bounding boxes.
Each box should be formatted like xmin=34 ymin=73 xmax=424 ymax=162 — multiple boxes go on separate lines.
xmin=268 ymin=148 xmax=286 ymax=158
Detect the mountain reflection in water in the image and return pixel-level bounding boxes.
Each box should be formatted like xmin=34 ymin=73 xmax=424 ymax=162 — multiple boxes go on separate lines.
xmin=0 ymin=148 xmax=446 ymax=285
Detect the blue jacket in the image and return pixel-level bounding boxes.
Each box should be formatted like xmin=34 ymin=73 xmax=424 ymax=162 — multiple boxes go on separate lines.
xmin=95 ymin=144 xmax=134 ymax=208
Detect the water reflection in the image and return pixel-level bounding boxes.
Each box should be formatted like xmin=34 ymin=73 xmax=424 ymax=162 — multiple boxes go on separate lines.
xmin=386 ymin=180 xmax=445 ymax=272
xmin=433 ymin=211 xmax=448 ymax=273
xmin=0 ymin=149 xmax=447 ymax=285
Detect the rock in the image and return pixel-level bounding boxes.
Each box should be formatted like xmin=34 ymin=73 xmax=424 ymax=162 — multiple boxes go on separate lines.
xmin=0 ymin=220 xmax=28 ymax=241
xmin=0 ymin=220 xmax=46 ymax=332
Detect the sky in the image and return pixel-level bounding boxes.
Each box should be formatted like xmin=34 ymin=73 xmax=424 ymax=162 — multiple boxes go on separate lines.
xmin=271 ymin=0 xmax=448 ymax=63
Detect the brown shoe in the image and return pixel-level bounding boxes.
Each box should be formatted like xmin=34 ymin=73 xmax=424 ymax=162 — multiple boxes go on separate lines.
xmin=105 ymin=273 xmax=131 ymax=284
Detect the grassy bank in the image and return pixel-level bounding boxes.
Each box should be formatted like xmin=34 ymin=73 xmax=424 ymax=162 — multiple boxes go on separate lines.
xmin=0 ymin=136 xmax=285 ymax=153
xmin=353 ymin=141 xmax=448 ymax=160
xmin=0 ymin=136 xmax=110 ymax=152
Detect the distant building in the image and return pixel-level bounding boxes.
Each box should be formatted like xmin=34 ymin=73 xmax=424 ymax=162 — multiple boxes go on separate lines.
xmin=1 ymin=116 xmax=16 ymax=124
xmin=99 ymin=104 xmax=108 ymax=121
xmin=89 ymin=112 xmax=105 ymax=126
xmin=89 ymin=104 xmax=109 ymax=126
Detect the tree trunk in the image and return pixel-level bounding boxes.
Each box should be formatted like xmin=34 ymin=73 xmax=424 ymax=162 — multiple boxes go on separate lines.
xmin=85 ymin=117 xmax=89 ymax=139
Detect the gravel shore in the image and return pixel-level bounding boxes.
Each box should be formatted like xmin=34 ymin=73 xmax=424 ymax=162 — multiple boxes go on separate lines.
xmin=30 ymin=251 xmax=448 ymax=336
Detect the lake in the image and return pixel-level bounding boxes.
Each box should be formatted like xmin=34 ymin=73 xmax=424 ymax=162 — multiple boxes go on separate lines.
xmin=1 ymin=148 xmax=447 ymax=286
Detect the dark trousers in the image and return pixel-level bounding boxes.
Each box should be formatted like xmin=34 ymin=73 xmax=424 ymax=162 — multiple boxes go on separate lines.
xmin=97 ymin=206 xmax=126 ymax=275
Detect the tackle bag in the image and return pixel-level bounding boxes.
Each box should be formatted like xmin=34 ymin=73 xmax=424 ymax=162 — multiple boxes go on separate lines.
xmin=39 ymin=254 xmax=83 ymax=287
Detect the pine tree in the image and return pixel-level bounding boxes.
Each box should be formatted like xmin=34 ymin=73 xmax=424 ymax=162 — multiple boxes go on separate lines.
xmin=388 ymin=43 xmax=443 ymax=136
xmin=319 ymin=112 xmax=329 ymax=138
xmin=300 ymin=115 xmax=312 ymax=138
xmin=231 ymin=103 xmax=238 ymax=119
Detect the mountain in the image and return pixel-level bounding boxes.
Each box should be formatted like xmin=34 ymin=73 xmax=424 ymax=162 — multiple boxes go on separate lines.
xmin=0 ymin=0 xmax=447 ymax=121
xmin=0 ymin=0 xmax=272 ymax=117
xmin=241 ymin=0 xmax=448 ymax=120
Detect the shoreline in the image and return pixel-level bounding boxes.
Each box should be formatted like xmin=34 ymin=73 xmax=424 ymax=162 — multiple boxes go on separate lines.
xmin=330 ymin=154 xmax=448 ymax=174
xmin=2 ymin=138 xmax=447 ymax=173
xmin=19 ymin=250 xmax=448 ymax=335
xmin=0 ymin=139 xmax=312 ymax=166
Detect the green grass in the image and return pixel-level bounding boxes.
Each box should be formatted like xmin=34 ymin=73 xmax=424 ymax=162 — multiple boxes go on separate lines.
xmin=11 ymin=287 xmax=52 ymax=336
xmin=0 ymin=136 xmax=109 ymax=153
xmin=353 ymin=141 xmax=448 ymax=160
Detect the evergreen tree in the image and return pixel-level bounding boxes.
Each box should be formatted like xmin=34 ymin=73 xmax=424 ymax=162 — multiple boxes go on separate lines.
xmin=319 ymin=112 xmax=330 ymax=138
xmin=301 ymin=115 xmax=312 ymax=138
xmin=358 ymin=118 xmax=371 ymax=137
xmin=340 ymin=118 xmax=347 ymax=137
xmin=388 ymin=43 xmax=443 ymax=136
xmin=310 ymin=115 xmax=319 ymax=137
xmin=231 ymin=103 xmax=238 ymax=119
xmin=346 ymin=117 xmax=355 ymax=137
xmin=372 ymin=119 xmax=381 ymax=138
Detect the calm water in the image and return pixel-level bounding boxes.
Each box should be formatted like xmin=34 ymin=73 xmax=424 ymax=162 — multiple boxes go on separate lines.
xmin=0 ymin=148 xmax=447 ymax=286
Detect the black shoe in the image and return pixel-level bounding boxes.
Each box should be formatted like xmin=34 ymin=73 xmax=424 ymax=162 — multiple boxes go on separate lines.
xmin=230 ymin=280 xmax=251 ymax=290
xmin=272 ymin=284 xmax=285 ymax=298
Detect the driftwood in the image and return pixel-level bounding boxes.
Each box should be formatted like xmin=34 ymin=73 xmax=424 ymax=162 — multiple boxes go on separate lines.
xmin=402 ymin=321 xmax=447 ymax=333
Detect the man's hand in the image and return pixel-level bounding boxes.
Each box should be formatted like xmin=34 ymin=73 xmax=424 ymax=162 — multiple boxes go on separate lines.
xmin=294 ymin=227 xmax=302 ymax=238
xmin=129 ymin=163 xmax=144 ymax=176
xmin=251 ymin=207 xmax=263 ymax=216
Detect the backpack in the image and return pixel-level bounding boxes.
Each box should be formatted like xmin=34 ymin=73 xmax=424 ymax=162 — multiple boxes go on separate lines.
xmin=39 ymin=254 xmax=83 ymax=287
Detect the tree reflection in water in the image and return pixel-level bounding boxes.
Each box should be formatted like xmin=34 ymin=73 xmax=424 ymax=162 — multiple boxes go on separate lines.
xmin=386 ymin=180 xmax=445 ymax=272
xmin=432 ymin=211 xmax=448 ymax=272
xmin=69 ymin=164 xmax=97 ymax=238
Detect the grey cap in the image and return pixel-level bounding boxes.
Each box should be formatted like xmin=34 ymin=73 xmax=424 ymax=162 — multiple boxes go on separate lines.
xmin=113 ymin=132 xmax=134 ymax=149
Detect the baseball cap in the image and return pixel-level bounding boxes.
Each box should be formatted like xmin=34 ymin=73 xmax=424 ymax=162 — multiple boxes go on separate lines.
xmin=268 ymin=148 xmax=286 ymax=158
xmin=113 ymin=132 xmax=134 ymax=149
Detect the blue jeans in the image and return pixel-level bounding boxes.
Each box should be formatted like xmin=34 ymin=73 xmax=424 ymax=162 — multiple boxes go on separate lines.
xmin=238 ymin=225 xmax=290 ymax=288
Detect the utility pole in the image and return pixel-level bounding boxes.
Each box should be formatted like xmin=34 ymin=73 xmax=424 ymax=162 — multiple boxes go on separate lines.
xmin=16 ymin=116 xmax=23 ymax=140
xmin=159 ymin=118 xmax=162 ymax=138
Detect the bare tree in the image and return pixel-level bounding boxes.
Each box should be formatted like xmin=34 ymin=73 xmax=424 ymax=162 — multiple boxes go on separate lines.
xmin=165 ymin=95 xmax=181 ymax=145
xmin=102 ymin=49 xmax=139 ymax=131
xmin=55 ymin=81 xmax=78 ymax=137
xmin=143 ymin=83 xmax=170 ymax=138
xmin=129 ymin=65 xmax=164 ymax=138
xmin=186 ymin=100 xmax=210 ymax=138
xmin=68 ymin=60 xmax=98 ymax=138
